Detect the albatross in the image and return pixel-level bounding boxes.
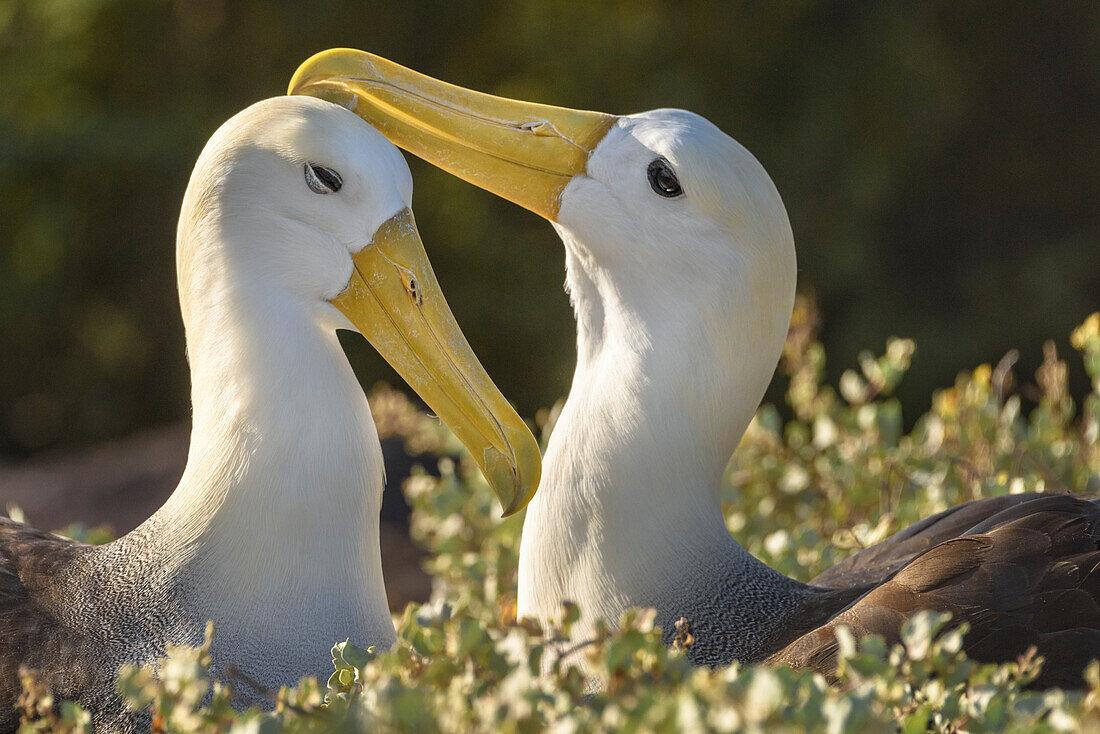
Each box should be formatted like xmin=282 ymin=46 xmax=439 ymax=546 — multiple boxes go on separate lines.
xmin=0 ymin=95 xmax=540 ymax=730
xmin=289 ymin=50 xmax=1100 ymax=688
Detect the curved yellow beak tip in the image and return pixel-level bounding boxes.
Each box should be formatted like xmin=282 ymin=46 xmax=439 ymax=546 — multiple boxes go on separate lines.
xmin=487 ymin=427 xmax=542 ymax=517
xmin=332 ymin=209 xmax=541 ymax=517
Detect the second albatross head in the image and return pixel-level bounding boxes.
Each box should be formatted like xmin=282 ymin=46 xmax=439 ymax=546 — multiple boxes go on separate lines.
xmin=183 ymin=95 xmax=541 ymax=516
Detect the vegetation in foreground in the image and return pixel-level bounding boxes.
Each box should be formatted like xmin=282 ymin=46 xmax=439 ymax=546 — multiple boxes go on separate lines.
xmin=15 ymin=306 xmax=1100 ymax=733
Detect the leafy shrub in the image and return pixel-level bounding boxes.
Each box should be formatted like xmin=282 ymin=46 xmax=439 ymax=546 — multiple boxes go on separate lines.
xmin=18 ymin=309 xmax=1100 ymax=732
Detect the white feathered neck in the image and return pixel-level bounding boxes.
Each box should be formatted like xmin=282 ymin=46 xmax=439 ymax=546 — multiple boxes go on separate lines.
xmin=517 ymin=111 xmax=806 ymax=664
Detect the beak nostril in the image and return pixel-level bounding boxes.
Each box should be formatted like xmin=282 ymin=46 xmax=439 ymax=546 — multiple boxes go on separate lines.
xmin=405 ymin=273 xmax=422 ymax=306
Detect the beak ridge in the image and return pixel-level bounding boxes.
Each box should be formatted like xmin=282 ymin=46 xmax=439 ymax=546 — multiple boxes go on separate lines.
xmin=290 ymin=49 xmax=617 ymax=220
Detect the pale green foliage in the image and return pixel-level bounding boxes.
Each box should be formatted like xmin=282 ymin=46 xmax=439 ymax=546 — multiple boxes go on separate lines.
xmin=732 ymin=300 xmax=1100 ymax=581
xmin=17 ymin=310 xmax=1100 ymax=732
xmin=54 ymin=523 xmax=116 ymax=546
xmin=14 ymin=669 xmax=92 ymax=734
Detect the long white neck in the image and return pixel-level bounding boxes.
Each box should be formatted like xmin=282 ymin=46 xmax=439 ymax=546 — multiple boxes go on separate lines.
xmin=87 ymin=215 xmax=396 ymax=687
xmin=167 ymin=266 xmax=390 ymax=631
xmin=518 ymin=233 xmax=806 ymax=665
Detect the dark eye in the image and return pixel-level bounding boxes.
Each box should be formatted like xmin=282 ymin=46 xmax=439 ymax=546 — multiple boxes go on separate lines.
xmin=305 ymin=163 xmax=343 ymax=194
xmin=647 ymin=158 xmax=683 ymax=198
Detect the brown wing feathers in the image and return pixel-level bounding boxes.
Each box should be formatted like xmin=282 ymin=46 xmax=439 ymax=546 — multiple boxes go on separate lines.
xmin=770 ymin=494 xmax=1100 ymax=688
xmin=0 ymin=519 xmax=103 ymax=732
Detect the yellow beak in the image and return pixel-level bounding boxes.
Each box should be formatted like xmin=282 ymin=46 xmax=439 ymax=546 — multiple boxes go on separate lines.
xmin=339 ymin=208 xmax=540 ymax=516
xmin=289 ymin=49 xmax=617 ymax=221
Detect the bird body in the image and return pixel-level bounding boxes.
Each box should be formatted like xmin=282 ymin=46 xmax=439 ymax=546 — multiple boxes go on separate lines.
xmin=0 ymin=95 xmax=540 ymax=731
xmin=292 ymin=48 xmax=1100 ymax=687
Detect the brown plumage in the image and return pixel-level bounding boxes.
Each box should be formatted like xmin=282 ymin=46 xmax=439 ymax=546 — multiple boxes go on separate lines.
xmin=0 ymin=519 xmax=129 ymax=732
xmin=768 ymin=493 xmax=1100 ymax=688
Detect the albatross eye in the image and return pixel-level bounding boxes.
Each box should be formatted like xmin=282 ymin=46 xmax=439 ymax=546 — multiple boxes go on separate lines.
xmin=305 ymin=163 xmax=343 ymax=194
xmin=647 ymin=158 xmax=683 ymax=198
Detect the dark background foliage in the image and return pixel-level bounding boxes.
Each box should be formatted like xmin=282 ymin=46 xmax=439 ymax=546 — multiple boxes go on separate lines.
xmin=1 ymin=0 xmax=1097 ymax=459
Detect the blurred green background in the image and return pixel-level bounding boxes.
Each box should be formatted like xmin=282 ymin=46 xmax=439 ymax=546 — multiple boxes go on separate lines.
xmin=1 ymin=0 xmax=1097 ymax=459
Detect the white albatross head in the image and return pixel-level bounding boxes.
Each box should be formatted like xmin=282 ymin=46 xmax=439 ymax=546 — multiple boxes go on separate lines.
xmin=555 ymin=109 xmax=795 ymax=373
xmin=178 ymin=95 xmax=416 ymax=333
xmin=176 ymin=95 xmax=541 ymax=516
